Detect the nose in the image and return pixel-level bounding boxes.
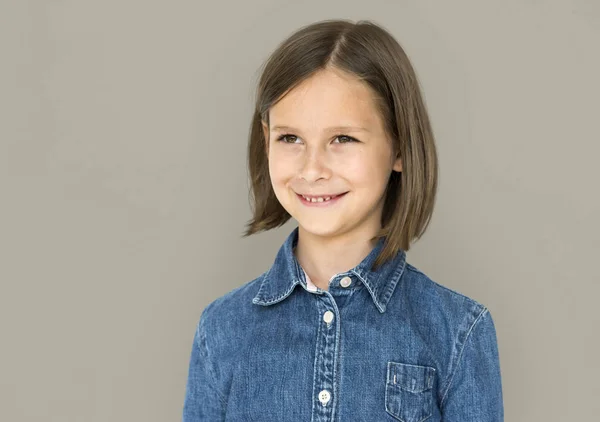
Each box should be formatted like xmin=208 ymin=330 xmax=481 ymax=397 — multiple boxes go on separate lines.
xmin=299 ymin=144 xmax=331 ymax=182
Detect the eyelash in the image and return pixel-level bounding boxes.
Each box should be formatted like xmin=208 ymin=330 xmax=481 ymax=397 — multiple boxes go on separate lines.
xmin=275 ymin=134 xmax=359 ymax=144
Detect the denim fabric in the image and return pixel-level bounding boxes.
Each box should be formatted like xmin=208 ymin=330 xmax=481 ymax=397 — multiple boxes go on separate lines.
xmin=183 ymin=226 xmax=504 ymax=421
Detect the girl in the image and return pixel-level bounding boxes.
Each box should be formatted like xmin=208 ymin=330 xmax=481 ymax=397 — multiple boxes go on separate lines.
xmin=183 ymin=19 xmax=504 ymax=421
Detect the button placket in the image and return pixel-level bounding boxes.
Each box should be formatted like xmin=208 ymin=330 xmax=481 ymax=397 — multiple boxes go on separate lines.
xmin=311 ymin=294 xmax=340 ymax=420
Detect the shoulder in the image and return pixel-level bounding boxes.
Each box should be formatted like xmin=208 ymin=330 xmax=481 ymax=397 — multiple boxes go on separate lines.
xmin=398 ymin=262 xmax=500 ymax=384
xmin=399 ymin=262 xmax=491 ymax=329
xmin=197 ymin=272 xmax=266 ymax=328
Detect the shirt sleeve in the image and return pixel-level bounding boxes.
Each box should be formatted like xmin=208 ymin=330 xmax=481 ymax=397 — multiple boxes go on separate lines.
xmin=182 ymin=309 xmax=227 ymax=421
xmin=440 ymin=308 xmax=504 ymax=421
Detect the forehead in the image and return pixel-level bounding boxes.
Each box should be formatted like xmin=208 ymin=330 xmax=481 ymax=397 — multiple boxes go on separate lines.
xmin=269 ymin=68 xmax=383 ymax=130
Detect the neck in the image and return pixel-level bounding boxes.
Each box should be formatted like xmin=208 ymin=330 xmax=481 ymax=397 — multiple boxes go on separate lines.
xmin=294 ymin=224 xmax=380 ymax=290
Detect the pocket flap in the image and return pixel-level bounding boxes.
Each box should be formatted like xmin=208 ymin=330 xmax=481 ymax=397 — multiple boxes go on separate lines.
xmin=387 ymin=362 xmax=435 ymax=393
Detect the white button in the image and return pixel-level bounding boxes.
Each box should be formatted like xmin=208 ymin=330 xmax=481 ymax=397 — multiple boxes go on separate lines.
xmin=318 ymin=389 xmax=331 ymax=405
xmin=340 ymin=276 xmax=352 ymax=287
xmin=323 ymin=310 xmax=334 ymax=324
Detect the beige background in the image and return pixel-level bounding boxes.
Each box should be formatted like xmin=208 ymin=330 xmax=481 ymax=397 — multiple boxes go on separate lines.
xmin=1 ymin=0 xmax=599 ymax=420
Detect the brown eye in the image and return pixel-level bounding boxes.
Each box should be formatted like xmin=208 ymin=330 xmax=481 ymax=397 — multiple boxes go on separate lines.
xmin=277 ymin=134 xmax=298 ymax=143
xmin=335 ymin=135 xmax=358 ymax=143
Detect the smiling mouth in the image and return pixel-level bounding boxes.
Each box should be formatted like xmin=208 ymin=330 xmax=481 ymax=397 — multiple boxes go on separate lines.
xmin=296 ymin=192 xmax=349 ymax=203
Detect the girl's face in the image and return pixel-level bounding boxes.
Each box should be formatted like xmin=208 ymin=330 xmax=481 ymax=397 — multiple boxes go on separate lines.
xmin=263 ymin=67 xmax=402 ymax=240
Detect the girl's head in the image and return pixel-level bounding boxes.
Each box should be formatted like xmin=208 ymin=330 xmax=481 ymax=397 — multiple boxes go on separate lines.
xmin=243 ymin=19 xmax=438 ymax=269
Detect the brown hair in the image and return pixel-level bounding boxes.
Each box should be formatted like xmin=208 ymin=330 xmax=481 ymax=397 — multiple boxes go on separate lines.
xmin=242 ymin=19 xmax=438 ymax=270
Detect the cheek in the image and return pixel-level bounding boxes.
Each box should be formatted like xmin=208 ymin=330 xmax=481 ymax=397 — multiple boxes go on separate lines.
xmin=341 ymin=152 xmax=390 ymax=188
xmin=268 ymin=153 xmax=293 ymax=187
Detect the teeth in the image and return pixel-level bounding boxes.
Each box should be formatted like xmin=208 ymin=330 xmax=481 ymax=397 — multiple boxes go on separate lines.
xmin=302 ymin=195 xmax=333 ymax=202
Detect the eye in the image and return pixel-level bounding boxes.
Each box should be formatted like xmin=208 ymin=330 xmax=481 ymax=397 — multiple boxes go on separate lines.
xmin=276 ymin=134 xmax=299 ymax=144
xmin=275 ymin=133 xmax=359 ymax=144
xmin=334 ymin=135 xmax=359 ymax=144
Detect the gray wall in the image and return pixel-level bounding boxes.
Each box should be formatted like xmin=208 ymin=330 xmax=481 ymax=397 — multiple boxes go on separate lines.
xmin=1 ymin=0 xmax=598 ymax=420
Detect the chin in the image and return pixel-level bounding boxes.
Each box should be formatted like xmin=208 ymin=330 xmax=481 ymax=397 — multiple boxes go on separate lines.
xmin=296 ymin=219 xmax=344 ymax=238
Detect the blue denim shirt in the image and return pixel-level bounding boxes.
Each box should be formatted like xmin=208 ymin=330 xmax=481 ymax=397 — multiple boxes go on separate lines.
xmin=183 ymin=226 xmax=504 ymax=421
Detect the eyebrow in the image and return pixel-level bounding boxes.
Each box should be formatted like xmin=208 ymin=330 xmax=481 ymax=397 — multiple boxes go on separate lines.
xmin=270 ymin=125 xmax=370 ymax=133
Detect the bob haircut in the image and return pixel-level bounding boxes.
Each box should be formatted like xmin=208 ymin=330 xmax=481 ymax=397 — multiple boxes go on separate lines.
xmin=243 ymin=19 xmax=438 ymax=270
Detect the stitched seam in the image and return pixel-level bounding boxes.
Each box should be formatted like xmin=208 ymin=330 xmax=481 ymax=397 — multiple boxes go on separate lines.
xmin=261 ymin=280 xmax=299 ymax=304
xmin=405 ymin=265 xmax=483 ymax=307
xmin=252 ymin=270 xmax=270 ymax=303
xmin=310 ymin=299 xmax=325 ymax=420
xmin=351 ymin=269 xmax=385 ymax=313
xmin=379 ymin=258 xmax=407 ymax=310
xmin=197 ymin=313 xmax=228 ymax=407
xmin=439 ymin=307 xmax=488 ymax=408
xmin=329 ymin=291 xmax=342 ymax=420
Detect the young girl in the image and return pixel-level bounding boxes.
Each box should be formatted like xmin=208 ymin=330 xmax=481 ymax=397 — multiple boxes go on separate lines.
xmin=183 ymin=19 xmax=504 ymax=421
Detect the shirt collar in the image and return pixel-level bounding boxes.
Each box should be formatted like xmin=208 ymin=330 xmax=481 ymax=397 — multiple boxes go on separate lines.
xmin=251 ymin=226 xmax=407 ymax=313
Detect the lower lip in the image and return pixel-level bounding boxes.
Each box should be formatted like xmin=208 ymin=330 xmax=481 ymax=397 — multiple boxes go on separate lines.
xmin=297 ymin=192 xmax=348 ymax=207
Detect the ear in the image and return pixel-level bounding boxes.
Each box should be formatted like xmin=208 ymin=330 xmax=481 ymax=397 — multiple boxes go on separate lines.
xmin=392 ymin=153 xmax=402 ymax=172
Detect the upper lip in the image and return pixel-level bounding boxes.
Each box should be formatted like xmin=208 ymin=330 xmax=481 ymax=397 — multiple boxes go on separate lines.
xmin=297 ymin=192 xmax=348 ymax=198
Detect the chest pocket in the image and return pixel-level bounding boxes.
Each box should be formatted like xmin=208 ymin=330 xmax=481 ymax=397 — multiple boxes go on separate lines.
xmin=385 ymin=361 xmax=436 ymax=422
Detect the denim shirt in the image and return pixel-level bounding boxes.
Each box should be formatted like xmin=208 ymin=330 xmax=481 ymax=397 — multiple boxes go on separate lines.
xmin=183 ymin=226 xmax=504 ymax=421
